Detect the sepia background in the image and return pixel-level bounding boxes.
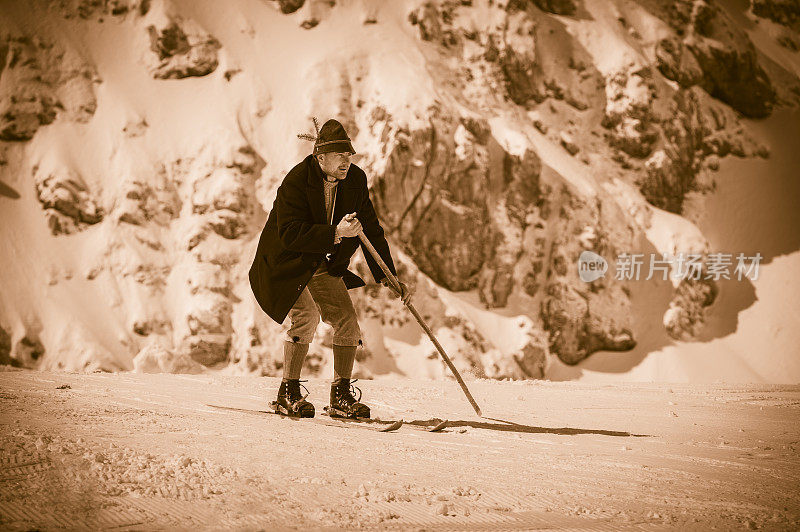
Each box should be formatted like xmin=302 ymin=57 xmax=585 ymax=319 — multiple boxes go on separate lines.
xmin=1 ymin=0 xmax=799 ymax=529
xmin=1 ymin=0 xmax=799 ymax=383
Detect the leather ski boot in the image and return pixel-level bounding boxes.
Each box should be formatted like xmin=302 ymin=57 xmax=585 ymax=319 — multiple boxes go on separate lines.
xmin=273 ymin=379 xmax=315 ymax=418
xmin=328 ymin=378 xmax=370 ymax=419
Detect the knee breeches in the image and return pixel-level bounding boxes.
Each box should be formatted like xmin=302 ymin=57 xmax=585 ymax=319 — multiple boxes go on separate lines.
xmin=283 ymin=272 xmax=361 ymax=347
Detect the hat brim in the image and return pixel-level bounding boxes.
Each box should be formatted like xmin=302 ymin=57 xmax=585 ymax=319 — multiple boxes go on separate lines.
xmin=314 ymin=140 xmax=355 ymax=156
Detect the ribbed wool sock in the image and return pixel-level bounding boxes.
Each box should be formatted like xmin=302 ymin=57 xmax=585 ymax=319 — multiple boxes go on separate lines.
xmin=283 ymin=341 xmax=309 ymax=380
xmin=332 ymin=344 xmax=357 ymax=381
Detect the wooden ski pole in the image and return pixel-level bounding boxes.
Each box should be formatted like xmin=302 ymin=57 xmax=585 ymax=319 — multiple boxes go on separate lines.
xmin=357 ymin=231 xmax=482 ymax=417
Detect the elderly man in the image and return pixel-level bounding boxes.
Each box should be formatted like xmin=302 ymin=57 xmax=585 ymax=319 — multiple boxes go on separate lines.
xmin=249 ymin=118 xmax=411 ymax=419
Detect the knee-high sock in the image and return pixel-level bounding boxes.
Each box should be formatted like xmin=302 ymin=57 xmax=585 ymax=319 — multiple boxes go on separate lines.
xmin=283 ymin=341 xmax=309 ymax=380
xmin=332 ymin=344 xmax=357 ymax=381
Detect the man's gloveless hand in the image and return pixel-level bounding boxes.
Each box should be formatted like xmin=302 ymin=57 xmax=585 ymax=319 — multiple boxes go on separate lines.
xmin=335 ymin=212 xmax=362 ymax=239
xmin=381 ymin=278 xmax=414 ymax=305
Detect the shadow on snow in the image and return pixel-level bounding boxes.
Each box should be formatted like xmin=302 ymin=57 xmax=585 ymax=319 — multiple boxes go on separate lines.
xmin=409 ymin=416 xmax=650 ymax=438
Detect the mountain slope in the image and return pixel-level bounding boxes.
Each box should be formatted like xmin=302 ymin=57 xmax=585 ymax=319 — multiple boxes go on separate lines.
xmin=0 ymin=0 xmax=798 ymax=383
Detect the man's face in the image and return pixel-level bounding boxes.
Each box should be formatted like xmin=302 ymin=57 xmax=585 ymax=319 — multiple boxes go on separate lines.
xmin=317 ymin=152 xmax=352 ymax=180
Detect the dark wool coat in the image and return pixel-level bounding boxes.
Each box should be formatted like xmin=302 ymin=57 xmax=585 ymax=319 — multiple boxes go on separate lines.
xmin=249 ymin=154 xmax=397 ymax=324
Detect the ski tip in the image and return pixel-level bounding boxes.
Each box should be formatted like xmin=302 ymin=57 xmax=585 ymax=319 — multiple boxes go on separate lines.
xmin=380 ymin=419 xmax=404 ymax=432
xmin=429 ymin=419 xmax=449 ymax=432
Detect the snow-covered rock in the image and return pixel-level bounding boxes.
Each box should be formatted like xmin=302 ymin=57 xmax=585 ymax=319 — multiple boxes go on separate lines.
xmin=637 ymin=88 xmax=767 ymax=214
xmin=530 ymin=176 xmax=640 ymax=365
xmin=115 ymin=178 xmax=180 ymax=226
xmin=277 ymin=0 xmax=306 ymax=15
xmin=34 ymin=169 xmax=104 ymax=235
xmin=132 ymin=341 xmax=203 ymax=374
xmin=56 ymin=0 xmax=148 ymax=20
xmin=11 ymin=335 xmax=45 ymax=368
xmin=751 ymin=0 xmax=800 ymax=32
xmin=664 ymin=276 xmax=718 ymax=340
xmin=641 ymin=0 xmax=776 ymax=118
xmin=0 ymin=35 xmax=97 ymax=141
xmin=655 ymin=37 xmax=704 ymax=89
xmin=146 ymin=17 xmax=221 ymax=79
xmin=0 ymin=325 xmax=12 ymax=366
xmin=601 ymin=68 xmax=658 ymax=159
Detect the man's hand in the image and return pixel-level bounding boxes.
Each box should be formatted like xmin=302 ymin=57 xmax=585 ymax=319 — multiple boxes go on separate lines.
xmin=381 ymin=277 xmax=414 ymax=304
xmin=335 ymin=212 xmax=362 ymax=240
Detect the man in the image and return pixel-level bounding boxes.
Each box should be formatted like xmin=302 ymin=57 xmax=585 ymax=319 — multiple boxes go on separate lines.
xmin=249 ymin=118 xmax=412 ymax=419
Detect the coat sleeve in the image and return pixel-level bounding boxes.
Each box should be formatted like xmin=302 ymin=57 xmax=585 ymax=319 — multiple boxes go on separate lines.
xmin=357 ymin=181 xmax=397 ymax=283
xmin=276 ymin=180 xmax=336 ymax=254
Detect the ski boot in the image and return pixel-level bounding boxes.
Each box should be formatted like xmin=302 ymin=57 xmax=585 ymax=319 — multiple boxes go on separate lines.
xmin=272 ymin=379 xmax=315 ymax=418
xmin=327 ymin=378 xmax=370 ymax=419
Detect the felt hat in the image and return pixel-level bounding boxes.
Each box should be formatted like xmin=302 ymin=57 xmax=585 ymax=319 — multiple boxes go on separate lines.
xmin=297 ymin=117 xmax=355 ymax=155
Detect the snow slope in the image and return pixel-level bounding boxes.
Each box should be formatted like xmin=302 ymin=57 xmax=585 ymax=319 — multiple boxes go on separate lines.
xmin=1 ymin=368 xmax=798 ymax=529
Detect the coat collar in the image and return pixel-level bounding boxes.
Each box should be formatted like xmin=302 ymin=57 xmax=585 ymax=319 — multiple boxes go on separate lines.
xmin=305 ymin=155 xmax=326 ymax=224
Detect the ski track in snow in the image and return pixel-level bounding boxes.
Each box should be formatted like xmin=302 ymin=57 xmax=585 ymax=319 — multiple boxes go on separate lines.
xmin=1 ymin=369 xmax=799 ymax=530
